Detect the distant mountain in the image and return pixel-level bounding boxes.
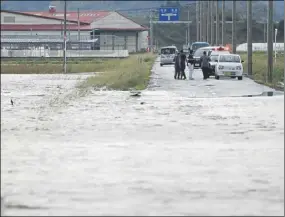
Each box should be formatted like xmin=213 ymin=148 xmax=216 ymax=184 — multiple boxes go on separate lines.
xmin=1 ymin=1 xmax=284 ymax=21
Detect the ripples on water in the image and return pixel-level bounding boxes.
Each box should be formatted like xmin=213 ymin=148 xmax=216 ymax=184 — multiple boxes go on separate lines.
xmin=1 ymin=74 xmax=284 ymax=216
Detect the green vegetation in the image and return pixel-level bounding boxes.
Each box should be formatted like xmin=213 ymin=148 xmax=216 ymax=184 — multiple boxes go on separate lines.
xmin=1 ymin=58 xmax=125 ymax=74
xmin=78 ymin=53 xmax=156 ymax=91
xmin=239 ymin=52 xmax=284 ymax=89
xmin=1 ymin=53 xmax=157 ymax=91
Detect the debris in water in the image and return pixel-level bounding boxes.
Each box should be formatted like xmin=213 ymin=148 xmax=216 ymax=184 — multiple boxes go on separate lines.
xmin=140 ymin=102 xmax=145 ymax=105
xmin=130 ymin=91 xmax=141 ymax=97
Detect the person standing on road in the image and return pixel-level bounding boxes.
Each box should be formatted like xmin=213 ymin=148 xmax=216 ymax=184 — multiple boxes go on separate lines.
xmin=179 ymin=49 xmax=187 ymax=80
xmin=174 ymin=52 xmax=181 ymax=79
xmin=187 ymin=49 xmax=195 ymax=80
xmin=200 ymin=51 xmax=211 ymax=80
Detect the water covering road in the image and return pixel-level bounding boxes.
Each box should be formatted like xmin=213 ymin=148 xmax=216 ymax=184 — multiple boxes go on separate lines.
xmin=1 ymin=58 xmax=284 ymax=216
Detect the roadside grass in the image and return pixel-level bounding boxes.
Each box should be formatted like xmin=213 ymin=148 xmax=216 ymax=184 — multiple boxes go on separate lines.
xmin=238 ymin=52 xmax=284 ymax=89
xmin=78 ymin=53 xmax=156 ymax=91
xmin=1 ymin=53 xmax=157 ymax=91
xmin=1 ymin=58 xmax=117 ymax=74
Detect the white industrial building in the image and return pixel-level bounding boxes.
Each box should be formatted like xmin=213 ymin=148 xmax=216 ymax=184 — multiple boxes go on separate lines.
xmin=1 ymin=9 xmax=149 ymax=53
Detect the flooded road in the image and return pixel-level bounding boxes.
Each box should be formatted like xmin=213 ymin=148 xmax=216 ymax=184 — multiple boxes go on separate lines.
xmin=1 ymin=60 xmax=284 ymax=216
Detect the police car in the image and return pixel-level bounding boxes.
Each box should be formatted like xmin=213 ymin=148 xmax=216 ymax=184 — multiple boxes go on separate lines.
xmin=214 ymin=53 xmax=244 ymax=80
xmin=208 ymin=47 xmax=231 ymax=76
xmin=193 ymin=46 xmax=229 ymax=69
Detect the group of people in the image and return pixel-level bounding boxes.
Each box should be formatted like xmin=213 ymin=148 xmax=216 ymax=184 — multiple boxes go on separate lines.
xmin=174 ymin=49 xmax=211 ymax=80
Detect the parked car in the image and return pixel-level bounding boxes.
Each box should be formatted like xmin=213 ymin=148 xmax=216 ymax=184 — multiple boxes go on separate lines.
xmin=209 ymin=50 xmax=231 ymax=76
xmin=214 ymin=54 xmax=244 ymax=80
xmin=160 ymin=45 xmax=178 ymax=66
xmin=207 ymin=46 xmax=230 ymax=56
xmin=189 ymin=41 xmax=210 ymax=53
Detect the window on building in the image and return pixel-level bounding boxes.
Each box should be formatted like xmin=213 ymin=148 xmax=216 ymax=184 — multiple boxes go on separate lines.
xmin=3 ymin=16 xmax=15 ymax=23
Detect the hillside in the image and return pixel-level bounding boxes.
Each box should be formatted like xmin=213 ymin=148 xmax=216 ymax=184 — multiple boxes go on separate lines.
xmin=1 ymin=1 xmax=284 ymax=48
xmin=1 ymin=1 xmax=284 ymax=22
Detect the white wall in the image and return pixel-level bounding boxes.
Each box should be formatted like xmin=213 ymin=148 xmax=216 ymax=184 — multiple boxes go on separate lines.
xmin=97 ymin=31 xmax=137 ymax=52
xmin=138 ymin=31 xmax=148 ymax=50
xmin=91 ymin=12 xmax=143 ymax=29
xmin=99 ymin=33 xmax=115 ymax=50
xmin=113 ymin=32 xmax=137 ymax=52
xmin=1 ymin=11 xmax=74 ymax=25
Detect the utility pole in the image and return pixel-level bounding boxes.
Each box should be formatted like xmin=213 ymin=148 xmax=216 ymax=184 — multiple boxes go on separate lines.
xmin=232 ymin=0 xmax=236 ymax=53
xmin=215 ymin=0 xmax=219 ymax=45
xmin=221 ymin=0 xmax=225 ymax=45
xmin=247 ymin=1 xmax=252 ymax=76
xmin=199 ymin=1 xmax=203 ymax=41
xmin=63 ymin=0 xmax=67 ymax=74
xmin=149 ymin=10 xmax=154 ymax=52
xmin=77 ymin=8 xmax=80 ymax=41
xmin=263 ymin=8 xmax=267 ymax=43
xmin=267 ymin=0 xmax=273 ymax=83
xmin=210 ymin=1 xmax=214 ymax=45
xmin=187 ymin=6 xmax=190 ymax=44
xmin=284 ymin=0 xmax=285 ymax=79
xmin=203 ymin=1 xmax=207 ymax=41
xmin=196 ymin=1 xmax=200 ymax=41
xmin=149 ymin=10 xmax=153 ymax=52
xmin=207 ymin=0 xmax=210 ymax=42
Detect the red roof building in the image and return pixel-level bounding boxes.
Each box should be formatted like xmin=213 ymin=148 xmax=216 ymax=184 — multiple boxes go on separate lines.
xmin=1 ymin=9 xmax=150 ymax=52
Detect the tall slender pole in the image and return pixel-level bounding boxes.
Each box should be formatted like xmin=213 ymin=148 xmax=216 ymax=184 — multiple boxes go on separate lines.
xmin=199 ymin=1 xmax=203 ymax=41
xmin=77 ymin=8 xmax=80 ymax=41
xmin=207 ymin=0 xmax=210 ymax=42
xmin=185 ymin=30 xmax=188 ymax=45
xmin=284 ymin=1 xmax=285 ymax=80
xmin=221 ymin=0 xmax=225 ymax=45
xmin=232 ymin=0 xmax=236 ymax=53
xmin=63 ymin=0 xmax=67 ymax=74
xmin=215 ymin=0 xmax=219 ymax=45
xmin=196 ymin=1 xmax=200 ymax=41
xmin=149 ymin=10 xmax=153 ymax=53
xmin=203 ymin=2 xmax=207 ymax=41
xmin=267 ymin=0 xmax=273 ymax=83
xmin=274 ymin=28 xmax=277 ymax=63
xmin=263 ymin=8 xmax=267 ymax=43
xmin=187 ymin=7 xmax=190 ymax=44
xmin=247 ymin=0 xmax=252 ymax=76
xmin=210 ymin=1 xmax=214 ymax=45
xmin=264 ymin=23 xmax=266 ymax=43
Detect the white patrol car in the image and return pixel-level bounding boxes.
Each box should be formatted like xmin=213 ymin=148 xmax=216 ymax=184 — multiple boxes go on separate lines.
xmin=214 ymin=54 xmax=244 ymax=80
xmin=160 ymin=46 xmax=178 ymax=66
xmin=209 ymin=50 xmax=231 ymax=76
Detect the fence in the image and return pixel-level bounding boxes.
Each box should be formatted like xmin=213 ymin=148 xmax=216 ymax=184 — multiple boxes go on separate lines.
xmin=1 ymin=34 xmax=139 ymax=52
xmin=0 ymin=34 xmax=134 ymax=58
xmin=1 ymin=49 xmax=129 ymax=58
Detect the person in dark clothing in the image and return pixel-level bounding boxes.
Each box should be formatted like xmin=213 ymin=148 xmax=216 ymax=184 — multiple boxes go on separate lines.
xmin=187 ymin=49 xmax=195 ymax=80
xmin=200 ymin=51 xmax=211 ymax=80
xmin=174 ymin=52 xmax=180 ymax=79
xmin=179 ymin=49 xmax=187 ymax=80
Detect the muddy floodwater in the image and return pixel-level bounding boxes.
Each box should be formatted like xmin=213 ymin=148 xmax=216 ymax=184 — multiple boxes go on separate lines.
xmin=1 ymin=72 xmax=284 ymax=216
